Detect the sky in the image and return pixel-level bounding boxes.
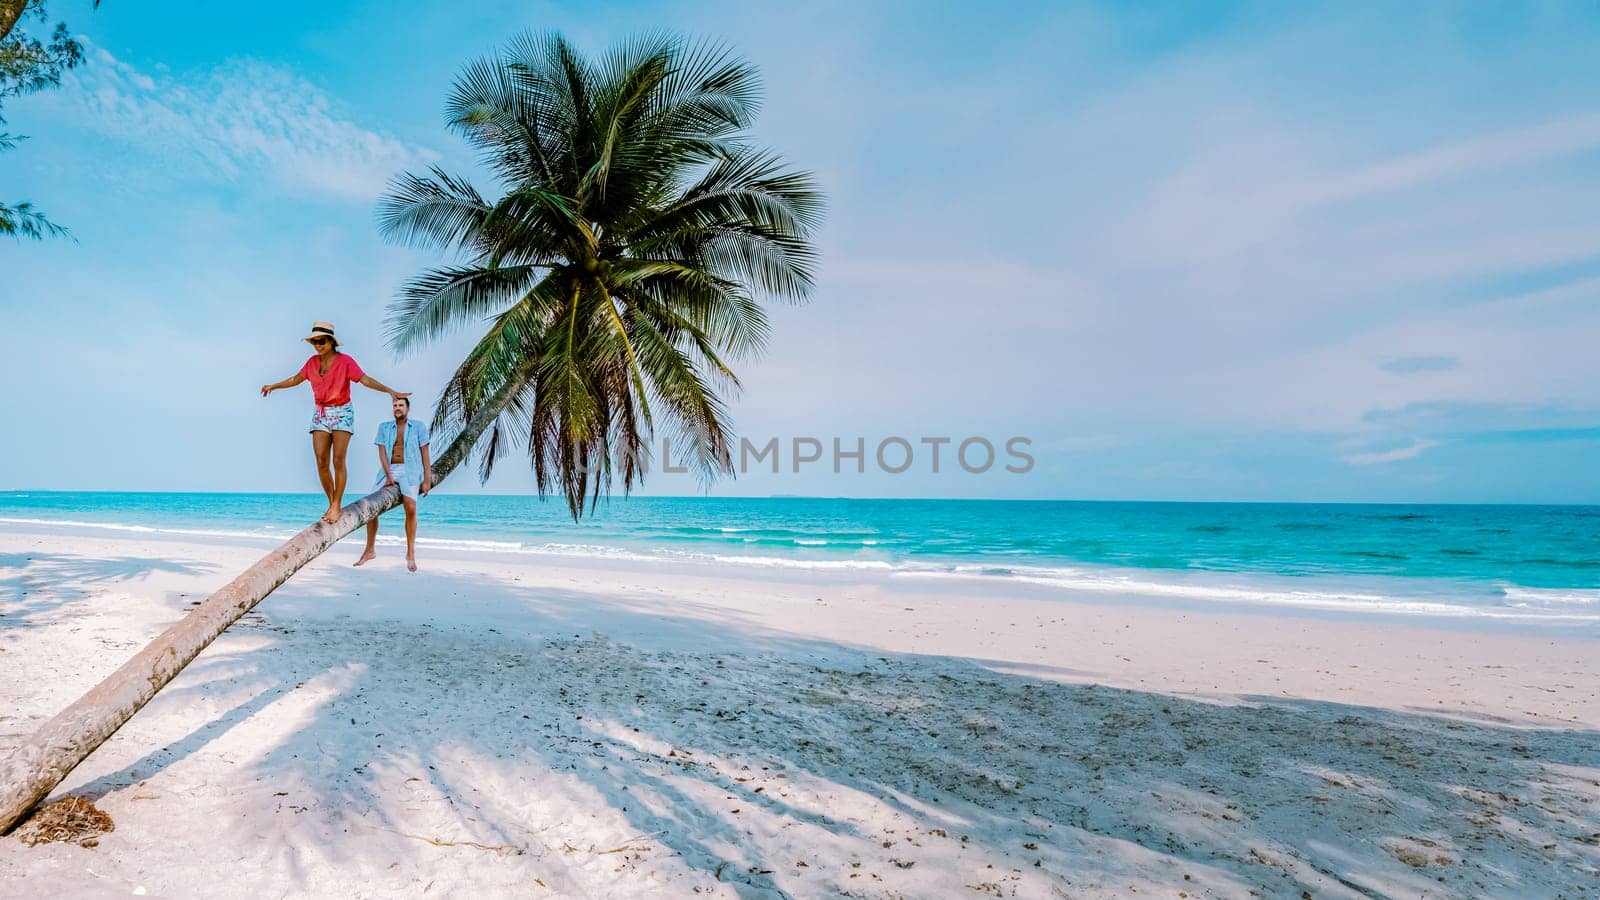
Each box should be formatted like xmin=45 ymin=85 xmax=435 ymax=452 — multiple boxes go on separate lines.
xmin=3 ymin=0 xmax=1599 ymax=503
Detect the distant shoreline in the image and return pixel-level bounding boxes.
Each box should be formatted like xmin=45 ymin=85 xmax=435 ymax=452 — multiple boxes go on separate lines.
xmin=2 ymin=515 xmax=1597 ymax=634
xmin=6 ymin=489 xmax=1600 ymax=507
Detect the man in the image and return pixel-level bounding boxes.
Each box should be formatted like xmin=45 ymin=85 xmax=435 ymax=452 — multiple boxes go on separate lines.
xmin=353 ymin=396 xmax=433 ymax=572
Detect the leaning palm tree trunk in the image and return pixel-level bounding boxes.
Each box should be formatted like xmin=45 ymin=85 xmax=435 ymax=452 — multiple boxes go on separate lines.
xmin=0 ymin=383 xmax=512 ymax=834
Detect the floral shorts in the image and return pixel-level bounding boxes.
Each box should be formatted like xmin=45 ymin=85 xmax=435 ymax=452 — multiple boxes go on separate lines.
xmin=309 ymin=403 xmax=355 ymax=434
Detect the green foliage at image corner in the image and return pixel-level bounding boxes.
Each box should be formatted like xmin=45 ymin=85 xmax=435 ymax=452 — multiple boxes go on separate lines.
xmin=0 ymin=0 xmax=102 ymax=241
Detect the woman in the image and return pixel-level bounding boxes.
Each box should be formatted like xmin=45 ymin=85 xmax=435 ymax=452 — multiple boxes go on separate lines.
xmin=261 ymin=322 xmax=410 ymax=524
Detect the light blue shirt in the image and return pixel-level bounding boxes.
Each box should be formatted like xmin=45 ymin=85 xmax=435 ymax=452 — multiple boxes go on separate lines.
xmin=374 ymin=418 xmax=431 ymax=466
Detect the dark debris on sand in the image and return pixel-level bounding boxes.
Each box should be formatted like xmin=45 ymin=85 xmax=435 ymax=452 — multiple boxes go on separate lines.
xmin=12 ymin=796 xmax=115 ymax=848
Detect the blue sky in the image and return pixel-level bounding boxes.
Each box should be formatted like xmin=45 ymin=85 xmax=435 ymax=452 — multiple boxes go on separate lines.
xmin=3 ymin=0 xmax=1599 ymax=502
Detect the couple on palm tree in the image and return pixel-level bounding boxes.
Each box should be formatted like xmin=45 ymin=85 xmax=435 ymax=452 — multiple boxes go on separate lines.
xmin=0 ymin=30 xmax=828 ymax=834
xmin=260 ymin=322 xmax=433 ymax=571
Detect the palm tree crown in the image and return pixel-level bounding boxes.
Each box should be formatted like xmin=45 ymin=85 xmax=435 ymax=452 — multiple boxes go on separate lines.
xmin=378 ymin=31 xmax=823 ymax=518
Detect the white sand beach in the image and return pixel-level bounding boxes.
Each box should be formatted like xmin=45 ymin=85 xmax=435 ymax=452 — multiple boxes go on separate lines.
xmin=1 ymin=523 xmax=1597 ymax=898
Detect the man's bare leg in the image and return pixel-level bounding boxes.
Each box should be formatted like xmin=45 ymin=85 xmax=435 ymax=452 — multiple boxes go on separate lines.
xmin=324 ymin=431 xmax=353 ymax=523
xmin=311 ymin=432 xmax=335 ymax=517
xmin=403 ymin=497 xmax=418 ymax=571
xmin=354 ymin=517 xmax=379 ymax=566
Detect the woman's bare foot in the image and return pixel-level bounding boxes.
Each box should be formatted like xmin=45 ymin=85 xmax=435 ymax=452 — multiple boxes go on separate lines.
xmin=406 ymin=556 xmax=418 ymax=573
xmin=322 ymin=505 xmax=341 ymax=524
xmin=353 ymin=549 xmax=377 ymax=566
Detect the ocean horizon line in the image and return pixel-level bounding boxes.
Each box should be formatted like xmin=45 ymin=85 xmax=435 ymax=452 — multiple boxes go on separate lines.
xmin=4 ymin=489 xmax=1598 ymax=509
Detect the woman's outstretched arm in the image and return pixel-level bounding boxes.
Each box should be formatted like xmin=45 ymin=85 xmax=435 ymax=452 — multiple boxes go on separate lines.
xmin=358 ymin=374 xmax=410 ymax=400
xmin=260 ymin=373 xmax=306 ymax=397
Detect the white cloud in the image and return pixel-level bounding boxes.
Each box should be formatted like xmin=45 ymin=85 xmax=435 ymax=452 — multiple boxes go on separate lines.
xmin=68 ymin=44 xmax=436 ymax=202
xmin=1315 ymin=114 xmax=1600 ymax=205
xmin=1342 ymin=440 xmax=1438 ymax=466
xmin=1117 ymin=110 xmax=1600 ymax=272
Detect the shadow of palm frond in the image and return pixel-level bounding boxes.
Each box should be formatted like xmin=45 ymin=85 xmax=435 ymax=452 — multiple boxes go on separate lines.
xmin=0 ymin=552 xmax=217 ymax=632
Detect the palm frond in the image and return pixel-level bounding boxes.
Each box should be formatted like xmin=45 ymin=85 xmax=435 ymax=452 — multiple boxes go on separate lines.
xmin=384 ymin=264 xmax=545 ymax=355
xmin=376 ymin=167 xmax=492 ymax=251
xmin=0 ymin=200 xmax=69 ymax=240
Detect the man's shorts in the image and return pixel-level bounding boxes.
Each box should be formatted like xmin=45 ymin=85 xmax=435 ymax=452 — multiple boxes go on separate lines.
xmin=373 ymin=462 xmax=424 ymax=500
xmin=309 ymin=404 xmax=355 ymax=434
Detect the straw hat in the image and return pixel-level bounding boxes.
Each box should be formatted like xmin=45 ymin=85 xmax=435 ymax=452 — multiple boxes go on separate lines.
xmin=304 ymin=321 xmax=340 ymax=347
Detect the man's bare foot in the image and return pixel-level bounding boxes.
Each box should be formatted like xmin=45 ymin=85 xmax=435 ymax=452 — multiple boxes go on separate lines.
xmin=321 ymin=506 xmax=341 ymax=524
xmin=406 ymin=556 xmax=418 ymax=573
xmin=353 ymin=549 xmax=377 ymax=567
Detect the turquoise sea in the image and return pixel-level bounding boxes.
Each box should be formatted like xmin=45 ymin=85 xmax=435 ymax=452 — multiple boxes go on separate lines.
xmin=2 ymin=492 xmax=1597 ymax=624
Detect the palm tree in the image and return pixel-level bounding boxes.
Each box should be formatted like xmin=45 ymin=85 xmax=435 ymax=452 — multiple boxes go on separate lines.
xmin=381 ymin=30 xmax=820 ymax=515
xmin=0 ymin=30 xmax=821 ymax=833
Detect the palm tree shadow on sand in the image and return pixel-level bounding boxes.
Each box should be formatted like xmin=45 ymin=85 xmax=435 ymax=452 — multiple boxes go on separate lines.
xmin=0 ymin=552 xmax=216 ymax=632
xmin=28 ymin=554 xmax=1598 ymax=898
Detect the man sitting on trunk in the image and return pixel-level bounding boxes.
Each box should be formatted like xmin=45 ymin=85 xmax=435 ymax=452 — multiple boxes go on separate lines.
xmin=354 ymin=396 xmax=433 ymax=572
